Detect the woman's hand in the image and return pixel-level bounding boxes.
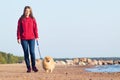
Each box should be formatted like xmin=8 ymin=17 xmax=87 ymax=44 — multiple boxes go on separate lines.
xmin=35 ymin=38 xmax=39 ymax=41
xmin=17 ymin=39 xmax=21 ymax=44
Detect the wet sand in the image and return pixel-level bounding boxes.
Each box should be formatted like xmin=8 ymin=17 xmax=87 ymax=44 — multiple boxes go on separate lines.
xmin=0 ymin=63 xmax=120 ymax=80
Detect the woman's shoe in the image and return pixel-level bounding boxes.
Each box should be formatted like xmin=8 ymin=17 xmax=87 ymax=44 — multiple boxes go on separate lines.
xmin=27 ymin=68 xmax=31 ymax=73
xmin=32 ymin=66 xmax=38 ymax=72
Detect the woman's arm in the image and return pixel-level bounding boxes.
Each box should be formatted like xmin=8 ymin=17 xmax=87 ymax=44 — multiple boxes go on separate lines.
xmin=33 ymin=18 xmax=39 ymax=40
xmin=17 ymin=19 xmax=21 ymax=43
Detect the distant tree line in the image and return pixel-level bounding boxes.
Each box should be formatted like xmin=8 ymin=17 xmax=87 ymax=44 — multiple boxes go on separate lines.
xmin=0 ymin=51 xmax=24 ymax=64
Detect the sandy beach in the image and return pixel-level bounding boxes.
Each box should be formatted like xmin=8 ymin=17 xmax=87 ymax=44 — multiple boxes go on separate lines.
xmin=0 ymin=63 xmax=120 ymax=80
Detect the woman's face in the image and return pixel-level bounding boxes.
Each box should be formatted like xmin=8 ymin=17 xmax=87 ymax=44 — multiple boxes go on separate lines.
xmin=25 ymin=8 xmax=31 ymax=17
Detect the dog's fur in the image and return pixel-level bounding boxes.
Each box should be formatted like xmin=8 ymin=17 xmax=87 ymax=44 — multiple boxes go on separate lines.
xmin=42 ymin=56 xmax=55 ymax=73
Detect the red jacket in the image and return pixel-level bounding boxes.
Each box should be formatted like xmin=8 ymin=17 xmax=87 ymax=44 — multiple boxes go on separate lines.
xmin=17 ymin=17 xmax=38 ymax=40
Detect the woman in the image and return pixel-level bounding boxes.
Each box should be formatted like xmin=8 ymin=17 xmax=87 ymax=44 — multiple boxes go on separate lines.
xmin=17 ymin=6 xmax=39 ymax=73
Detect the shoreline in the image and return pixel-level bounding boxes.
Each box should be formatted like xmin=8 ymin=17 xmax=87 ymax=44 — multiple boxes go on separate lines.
xmin=0 ymin=64 xmax=120 ymax=80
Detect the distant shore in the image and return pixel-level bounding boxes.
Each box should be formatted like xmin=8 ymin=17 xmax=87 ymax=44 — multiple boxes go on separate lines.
xmin=47 ymin=57 xmax=120 ymax=66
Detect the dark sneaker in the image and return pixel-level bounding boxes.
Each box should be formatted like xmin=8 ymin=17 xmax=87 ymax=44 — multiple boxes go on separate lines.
xmin=32 ymin=66 xmax=38 ymax=72
xmin=27 ymin=68 xmax=31 ymax=73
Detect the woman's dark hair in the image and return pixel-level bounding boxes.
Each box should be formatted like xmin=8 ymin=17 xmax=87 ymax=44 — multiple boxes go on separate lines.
xmin=20 ymin=6 xmax=34 ymax=19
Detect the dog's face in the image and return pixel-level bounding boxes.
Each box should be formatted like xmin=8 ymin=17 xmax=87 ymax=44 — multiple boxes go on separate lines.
xmin=45 ymin=56 xmax=52 ymax=62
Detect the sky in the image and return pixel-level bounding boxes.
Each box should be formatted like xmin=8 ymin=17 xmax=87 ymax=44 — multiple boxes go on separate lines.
xmin=0 ymin=0 xmax=120 ymax=58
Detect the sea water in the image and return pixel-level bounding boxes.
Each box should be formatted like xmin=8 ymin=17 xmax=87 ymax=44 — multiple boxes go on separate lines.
xmin=86 ymin=65 xmax=120 ymax=73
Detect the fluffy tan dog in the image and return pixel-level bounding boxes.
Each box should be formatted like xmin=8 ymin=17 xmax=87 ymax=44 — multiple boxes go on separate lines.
xmin=42 ymin=56 xmax=55 ymax=73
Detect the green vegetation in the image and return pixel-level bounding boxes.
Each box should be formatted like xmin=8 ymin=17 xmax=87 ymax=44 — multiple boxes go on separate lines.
xmin=0 ymin=51 xmax=24 ymax=64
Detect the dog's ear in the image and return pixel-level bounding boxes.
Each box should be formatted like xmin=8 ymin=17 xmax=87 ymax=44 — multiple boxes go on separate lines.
xmin=45 ymin=56 xmax=48 ymax=59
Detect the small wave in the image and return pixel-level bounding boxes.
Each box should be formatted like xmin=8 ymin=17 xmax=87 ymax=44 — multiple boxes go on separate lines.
xmin=86 ymin=65 xmax=120 ymax=73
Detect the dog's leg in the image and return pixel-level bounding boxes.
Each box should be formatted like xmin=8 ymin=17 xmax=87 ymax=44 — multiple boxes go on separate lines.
xmin=46 ymin=70 xmax=49 ymax=73
xmin=50 ymin=69 xmax=53 ymax=73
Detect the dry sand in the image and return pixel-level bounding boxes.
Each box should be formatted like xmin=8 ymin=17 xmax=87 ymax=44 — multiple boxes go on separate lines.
xmin=0 ymin=63 xmax=120 ymax=80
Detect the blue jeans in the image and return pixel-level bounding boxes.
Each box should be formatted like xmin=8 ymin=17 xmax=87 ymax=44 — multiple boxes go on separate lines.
xmin=21 ymin=39 xmax=36 ymax=69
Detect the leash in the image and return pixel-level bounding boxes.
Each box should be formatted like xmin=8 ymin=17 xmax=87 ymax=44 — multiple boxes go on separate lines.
xmin=36 ymin=40 xmax=42 ymax=60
